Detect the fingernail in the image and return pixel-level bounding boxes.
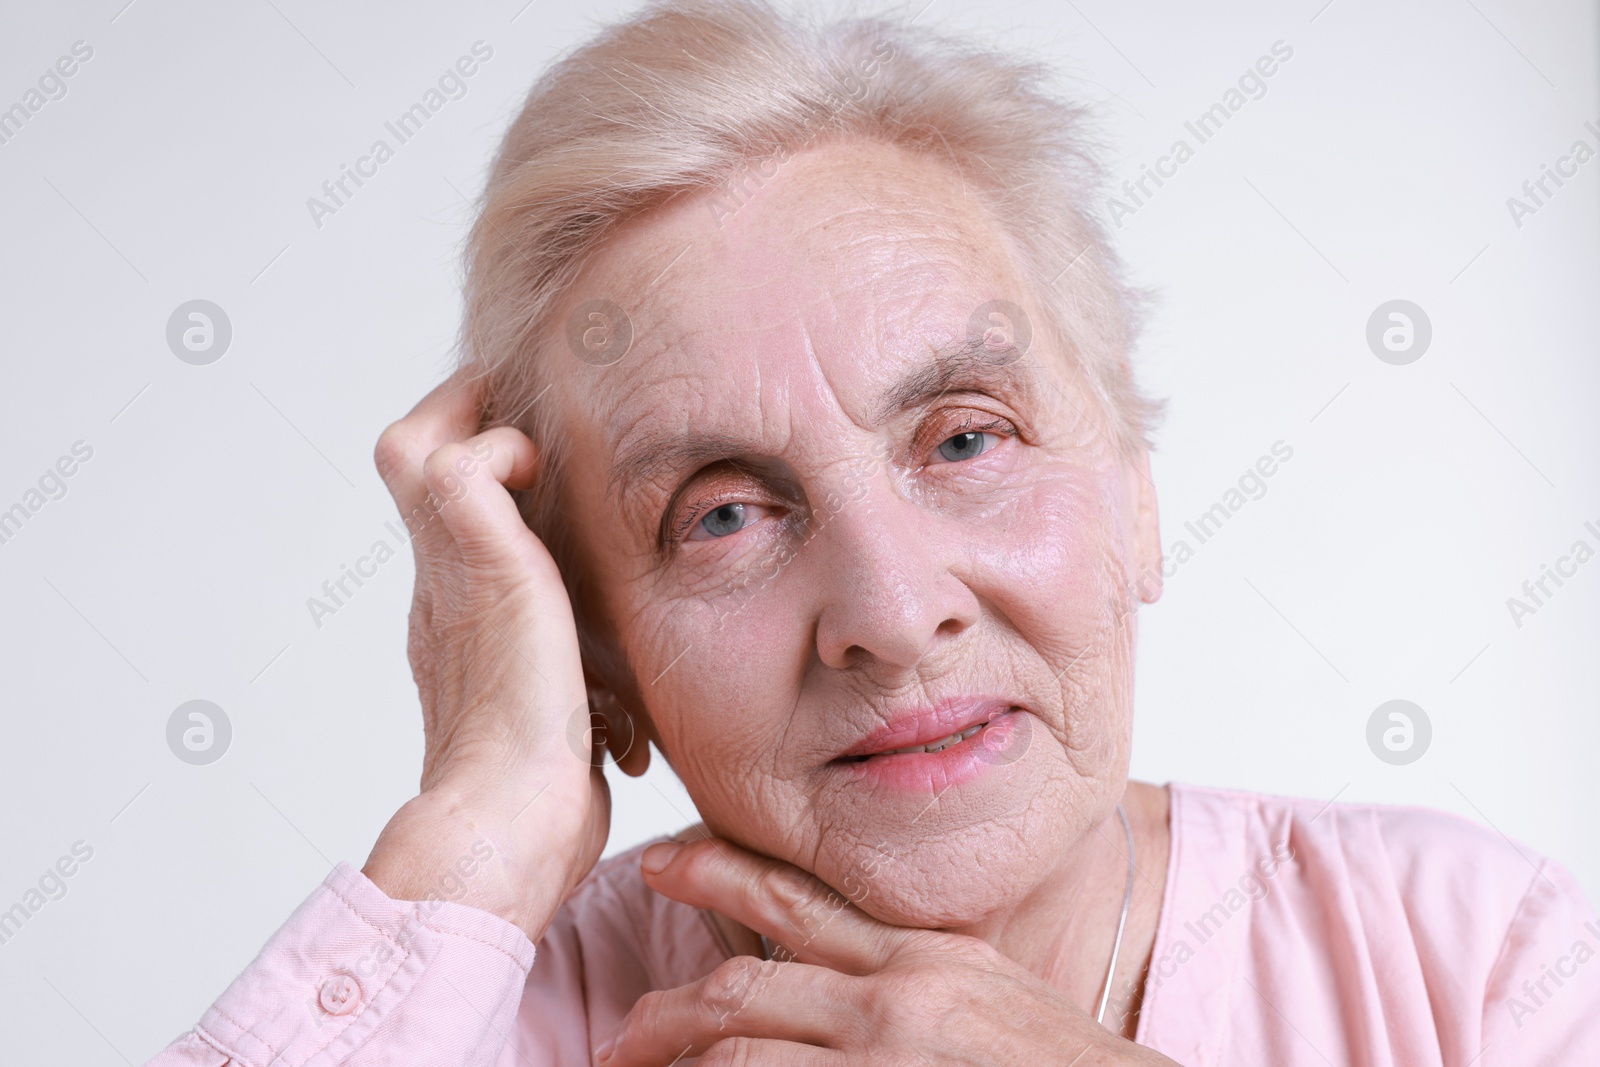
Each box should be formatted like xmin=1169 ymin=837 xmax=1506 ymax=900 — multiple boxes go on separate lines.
xmin=640 ymin=844 xmax=684 ymax=876
xmin=594 ymin=1033 xmax=617 ymax=1063
xmin=641 ymin=841 xmax=682 ymax=875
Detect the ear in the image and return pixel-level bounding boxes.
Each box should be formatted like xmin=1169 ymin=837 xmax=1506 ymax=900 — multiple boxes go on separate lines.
xmin=582 ymin=665 xmax=658 ymax=778
xmin=1126 ymin=446 xmax=1163 ymax=605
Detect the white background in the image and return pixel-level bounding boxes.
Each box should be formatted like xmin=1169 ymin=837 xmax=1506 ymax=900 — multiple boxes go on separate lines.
xmin=0 ymin=0 xmax=1595 ymax=1061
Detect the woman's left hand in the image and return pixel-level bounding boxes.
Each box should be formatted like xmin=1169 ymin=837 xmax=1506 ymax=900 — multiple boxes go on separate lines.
xmin=596 ymin=837 xmax=1180 ymax=1067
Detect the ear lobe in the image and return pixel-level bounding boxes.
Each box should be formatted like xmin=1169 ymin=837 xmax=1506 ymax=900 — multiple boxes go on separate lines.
xmin=1128 ymin=447 xmax=1163 ymax=604
xmin=580 ymin=639 xmax=661 ymax=777
xmin=615 ymin=736 xmax=653 ymax=777
xmin=584 ymin=682 xmax=656 ymax=777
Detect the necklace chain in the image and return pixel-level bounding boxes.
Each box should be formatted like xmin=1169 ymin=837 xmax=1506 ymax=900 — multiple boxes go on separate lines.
xmin=1094 ymin=802 xmax=1137 ymax=1026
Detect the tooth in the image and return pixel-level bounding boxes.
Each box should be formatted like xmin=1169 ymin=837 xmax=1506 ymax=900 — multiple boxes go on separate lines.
xmin=866 ymin=719 xmax=992 ymax=759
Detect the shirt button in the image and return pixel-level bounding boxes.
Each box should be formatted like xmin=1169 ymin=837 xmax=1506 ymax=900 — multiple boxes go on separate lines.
xmin=318 ymin=973 xmax=361 ymax=1016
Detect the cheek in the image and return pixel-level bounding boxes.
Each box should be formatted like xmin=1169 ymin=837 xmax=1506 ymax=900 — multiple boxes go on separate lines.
xmin=623 ymin=588 xmax=806 ymax=798
xmin=969 ymin=466 xmax=1134 ymax=650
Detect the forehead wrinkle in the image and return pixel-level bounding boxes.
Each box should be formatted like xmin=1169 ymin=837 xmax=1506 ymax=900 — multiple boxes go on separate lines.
xmin=603 ymin=378 xmax=748 ymax=500
xmin=603 ymin=339 xmax=799 ymax=521
xmin=792 ymin=256 xmax=928 ymax=439
xmin=584 ymin=316 xmax=697 ymax=420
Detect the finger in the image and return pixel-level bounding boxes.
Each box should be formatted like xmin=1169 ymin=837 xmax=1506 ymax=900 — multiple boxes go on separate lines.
xmin=640 ymin=837 xmax=916 ymax=975
xmin=697 ymin=1037 xmax=846 ymax=1067
xmin=422 ymin=427 xmax=549 ymax=575
xmin=600 ymin=957 xmax=858 ymax=1067
xmin=374 ymin=369 xmax=485 ymax=534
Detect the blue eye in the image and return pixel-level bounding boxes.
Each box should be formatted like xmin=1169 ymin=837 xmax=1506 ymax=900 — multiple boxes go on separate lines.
xmin=936 ymin=431 xmax=995 ymax=462
xmin=697 ymin=502 xmax=749 ymax=539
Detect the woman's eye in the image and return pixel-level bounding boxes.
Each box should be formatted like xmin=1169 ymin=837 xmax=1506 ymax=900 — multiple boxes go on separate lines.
xmin=688 ymin=502 xmax=757 ymax=540
xmin=935 ymin=430 xmax=998 ymax=463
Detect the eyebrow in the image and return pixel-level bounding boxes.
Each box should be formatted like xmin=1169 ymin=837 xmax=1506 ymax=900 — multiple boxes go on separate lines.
xmin=607 ymin=334 xmax=1031 ymax=507
xmin=871 ymin=334 xmax=1027 ymax=423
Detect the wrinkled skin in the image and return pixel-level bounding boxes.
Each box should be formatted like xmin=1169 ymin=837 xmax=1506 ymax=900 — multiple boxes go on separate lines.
xmin=601 ymin=835 xmax=1177 ymax=1066
xmin=366 ymin=138 xmax=1175 ymax=1062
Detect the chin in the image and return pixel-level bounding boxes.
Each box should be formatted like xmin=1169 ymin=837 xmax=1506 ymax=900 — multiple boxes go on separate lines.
xmin=808 ymin=786 xmax=1076 ymax=930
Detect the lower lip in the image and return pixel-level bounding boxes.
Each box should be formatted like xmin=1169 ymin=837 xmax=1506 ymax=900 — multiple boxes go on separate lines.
xmin=831 ymin=709 xmax=1030 ymax=792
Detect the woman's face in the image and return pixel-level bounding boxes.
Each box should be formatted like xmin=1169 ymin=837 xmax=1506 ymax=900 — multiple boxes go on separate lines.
xmin=547 ymin=140 xmax=1161 ymax=928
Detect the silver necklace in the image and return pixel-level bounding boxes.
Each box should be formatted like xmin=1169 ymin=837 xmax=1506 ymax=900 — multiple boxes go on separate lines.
xmin=1094 ymin=802 xmax=1136 ymax=1026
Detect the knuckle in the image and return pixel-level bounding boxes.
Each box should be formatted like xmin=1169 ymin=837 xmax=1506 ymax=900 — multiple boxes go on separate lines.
xmin=861 ymin=975 xmax=906 ymax=1027
xmin=755 ymin=861 xmax=817 ymax=916
xmin=700 ymin=956 xmax=766 ymax=1023
xmin=869 ymin=969 xmax=945 ymax=1029
xmin=405 ymin=613 xmax=439 ymax=670
xmin=754 ymin=861 xmax=802 ymax=904
xmin=627 ymin=989 xmax=666 ymax=1035
xmin=373 ymin=421 xmax=424 ymax=483
xmin=756 ymin=864 xmax=842 ymax=947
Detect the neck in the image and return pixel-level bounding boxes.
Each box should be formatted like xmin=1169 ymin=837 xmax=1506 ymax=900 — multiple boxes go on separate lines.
xmin=952 ymin=780 xmax=1171 ymax=1039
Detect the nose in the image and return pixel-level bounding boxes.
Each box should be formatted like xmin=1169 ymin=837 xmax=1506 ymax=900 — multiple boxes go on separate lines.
xmin=811 ymin=483 xmax=980 ymax=671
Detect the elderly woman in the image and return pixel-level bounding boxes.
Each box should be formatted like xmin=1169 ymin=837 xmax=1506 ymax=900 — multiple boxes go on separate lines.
xmin=148 ymin=2 xmax=1596 ymax=1065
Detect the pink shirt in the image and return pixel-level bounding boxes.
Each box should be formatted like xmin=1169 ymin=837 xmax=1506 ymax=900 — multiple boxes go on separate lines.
xmin=145 ymin=783 xmax=1600 ymax=1065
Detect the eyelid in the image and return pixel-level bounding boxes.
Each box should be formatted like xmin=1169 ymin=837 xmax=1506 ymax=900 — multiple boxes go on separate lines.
xmin=919 ymin=408 xmax=1018 ymax=461
xmin=668 ymin=482 xmax=779 ymax=546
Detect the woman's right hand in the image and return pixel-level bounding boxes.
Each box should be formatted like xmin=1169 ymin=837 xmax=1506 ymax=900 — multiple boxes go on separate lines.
xmin=360 ymin=371 xmax=614 ymax=941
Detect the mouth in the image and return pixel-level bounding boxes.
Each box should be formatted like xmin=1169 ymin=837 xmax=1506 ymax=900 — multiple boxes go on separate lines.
xmin=839 ymin=719 xmax=993 ymax=761
xmin=832 ymin=698 xmax=1024 ymax=763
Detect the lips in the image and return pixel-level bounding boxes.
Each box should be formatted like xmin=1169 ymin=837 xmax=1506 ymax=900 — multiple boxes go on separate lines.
xmin=864 ymin=720 xmax=990 ymax=758
xmin=834 ymin=697 xmax=1020 ymax=762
